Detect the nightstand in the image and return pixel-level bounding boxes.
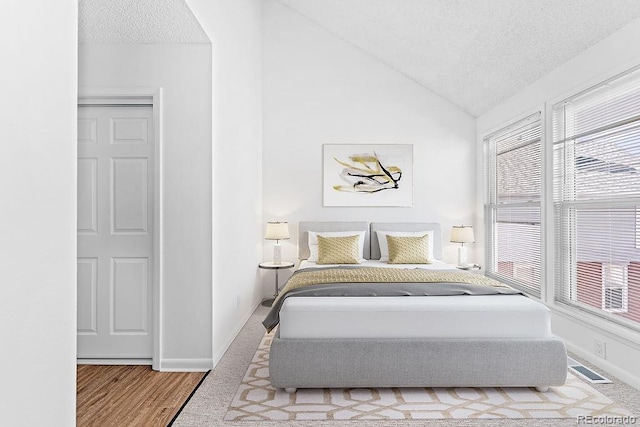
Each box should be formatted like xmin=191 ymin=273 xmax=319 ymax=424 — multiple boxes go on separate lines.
xmin=259 ymin=261 xmax=295 ymax=307
xmin=456 ymin=264 xmax=482 ymax=273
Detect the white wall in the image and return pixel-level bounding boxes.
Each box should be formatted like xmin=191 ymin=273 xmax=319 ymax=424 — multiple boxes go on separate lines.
xmin=0 ymin=2 xmax=77 ymax=426
xmin=79 ymin=43 xmax=213 ymax=369
xmin=477 ymin=18 xmax=640 ymax=389
xmin=185 ymin=0 xmax=264 ymax=365
xmin=262 ymin=0 xmax=477 ymax=288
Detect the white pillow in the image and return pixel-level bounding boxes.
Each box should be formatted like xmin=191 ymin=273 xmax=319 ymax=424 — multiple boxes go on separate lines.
xmin=307 ymin=231 xmax=366 ymax=262
xmin=376 ymin=230 xmax=435 ymax=261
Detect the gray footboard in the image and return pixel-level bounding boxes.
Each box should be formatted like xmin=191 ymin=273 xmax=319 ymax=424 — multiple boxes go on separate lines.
xmin=269 ymin=335 xmax=567 ymax=390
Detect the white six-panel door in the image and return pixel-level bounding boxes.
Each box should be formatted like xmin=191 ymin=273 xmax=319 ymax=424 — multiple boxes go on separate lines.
xmin=77 ymin=105 xmax=154 ymax=359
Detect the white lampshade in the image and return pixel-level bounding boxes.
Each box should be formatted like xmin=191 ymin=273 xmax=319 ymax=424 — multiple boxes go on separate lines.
xmin=265 ymin=222 xmax=290 ymax=241
xmin=450 ymin=226 xmax=475 ymax=244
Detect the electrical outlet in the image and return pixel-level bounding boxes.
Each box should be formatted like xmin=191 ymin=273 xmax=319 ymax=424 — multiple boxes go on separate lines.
xmin=594 ymin=339 xmax=606 ymax=359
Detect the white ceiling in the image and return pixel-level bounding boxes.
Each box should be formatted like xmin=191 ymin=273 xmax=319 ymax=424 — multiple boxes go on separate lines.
xmin=78 ymin=0 xmax=209 ymax=44
xmin=78 ymin=0 xmax=640 ymax=116
xmin=278 ymin=0 xmax=640 ymax=116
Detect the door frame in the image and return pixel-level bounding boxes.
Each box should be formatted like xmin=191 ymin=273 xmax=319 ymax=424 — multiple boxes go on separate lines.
xmin=78 ymin=87 xmax=163 ymax=370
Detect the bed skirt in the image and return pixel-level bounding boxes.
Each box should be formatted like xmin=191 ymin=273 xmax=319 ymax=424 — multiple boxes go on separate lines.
xmin=269 ymin=333 xmax=567 ymax=391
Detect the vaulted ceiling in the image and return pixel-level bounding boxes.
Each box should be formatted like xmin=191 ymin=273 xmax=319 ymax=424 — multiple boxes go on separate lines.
xmin=78 ymin=0 xmax=208 ymax=44
xmin=278 ymin=0 xmax=640 ymax=116
xmin=79 ymin=0 xmax=640 ymax=117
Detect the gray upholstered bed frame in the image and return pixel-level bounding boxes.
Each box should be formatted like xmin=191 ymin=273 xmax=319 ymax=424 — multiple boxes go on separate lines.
xmin=270 ymin=221 xmax=567 ymax=393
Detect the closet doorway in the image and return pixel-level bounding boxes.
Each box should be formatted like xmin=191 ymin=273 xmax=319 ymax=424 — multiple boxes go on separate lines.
xmin=77 ymin=92 xmax=161 ymax=366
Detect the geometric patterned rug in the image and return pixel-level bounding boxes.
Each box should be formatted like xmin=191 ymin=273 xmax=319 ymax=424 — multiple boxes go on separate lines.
xmin=224 ymin=332 xmax=635 ymax=421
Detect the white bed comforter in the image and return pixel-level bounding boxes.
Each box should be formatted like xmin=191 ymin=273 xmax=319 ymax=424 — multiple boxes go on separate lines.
xmin=278 ymin=260 xmax=552 ymax=340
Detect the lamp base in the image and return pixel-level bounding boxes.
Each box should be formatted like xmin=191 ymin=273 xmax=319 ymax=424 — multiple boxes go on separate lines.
xmin=273 ymin=243 xmax=282 ymax=265
xmin=457 ymin=246 xmax=468 ymax=266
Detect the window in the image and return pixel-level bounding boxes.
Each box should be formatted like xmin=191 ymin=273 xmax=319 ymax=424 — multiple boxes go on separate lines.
xmin=484 ymin=113 xmax=542 ymax=297
xmin=602 ymin=264 xmax=628 ymax=313
xmin=636 ymin=208 xmax=640 ymax=249
xmin=553 ymin=67 xmax=640 ymax=328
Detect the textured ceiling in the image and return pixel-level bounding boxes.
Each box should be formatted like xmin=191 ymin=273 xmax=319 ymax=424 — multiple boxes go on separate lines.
xmin=278 ymin=0 xmax=640 ymax=116
xmin=79 ymin=0 xmax=209 ymax=43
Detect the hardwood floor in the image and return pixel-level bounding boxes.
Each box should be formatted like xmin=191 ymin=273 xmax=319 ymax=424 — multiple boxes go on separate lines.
xmin=77 ymin=365 xmax=207 ymax=427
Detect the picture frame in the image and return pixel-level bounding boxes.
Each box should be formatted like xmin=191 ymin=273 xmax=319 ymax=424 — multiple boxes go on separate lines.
xmin=323 ymin=144 xmax=413 ymax=207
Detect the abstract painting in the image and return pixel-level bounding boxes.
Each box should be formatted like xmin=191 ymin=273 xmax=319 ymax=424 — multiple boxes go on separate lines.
xmin=323 ymin=144 xmax=413 ymax=207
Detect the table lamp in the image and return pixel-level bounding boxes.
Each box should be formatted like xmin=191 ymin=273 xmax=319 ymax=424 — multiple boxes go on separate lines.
xmin=450 ymin=225 xmax=474 ymax=266
xmin=265 ymin=221 xmax=289 ymax=265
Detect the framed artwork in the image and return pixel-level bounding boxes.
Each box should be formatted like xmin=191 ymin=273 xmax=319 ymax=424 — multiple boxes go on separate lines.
xmin=323 ymin=144 xmax=413 ymax=207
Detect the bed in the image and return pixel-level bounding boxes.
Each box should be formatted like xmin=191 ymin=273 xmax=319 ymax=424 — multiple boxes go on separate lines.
xmin=265 ymin=221 xmax=567 ymax=393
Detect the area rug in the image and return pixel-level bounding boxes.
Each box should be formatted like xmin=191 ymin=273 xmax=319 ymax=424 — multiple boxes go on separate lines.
xmin=224 ymin=332 xmax=635 ymax=421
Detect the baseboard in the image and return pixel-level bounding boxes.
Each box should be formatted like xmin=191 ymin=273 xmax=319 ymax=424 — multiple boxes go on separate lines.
xmin=158 ymin=358 xmax=212 ymax=372
xmin=551 ymin=306 xmax=640 ymax=392
xmin=77 ymin=357 xmax=213 ymax=371
xmin=149 ymin=299 xmax=261 ymax=372
xmin=77 ymin=358 xmax=152 ymax=365
xmin=564 ymin=341 xmax=640 ymax=391
xmin=212 ymin=300 xmax=261 ymax=368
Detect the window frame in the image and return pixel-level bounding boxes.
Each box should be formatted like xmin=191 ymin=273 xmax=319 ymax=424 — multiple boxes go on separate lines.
xmin=551 ymin=64 xmax=640 ymax=332
xmin=483 ymin=112 xmax=544 ymax=297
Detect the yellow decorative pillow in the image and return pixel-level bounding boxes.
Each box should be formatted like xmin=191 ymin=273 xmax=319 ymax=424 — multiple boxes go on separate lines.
xmin=317 ymin=235 xmax=361 ymax=264
xmin=387 ymin=234 xmax=431 ymax=264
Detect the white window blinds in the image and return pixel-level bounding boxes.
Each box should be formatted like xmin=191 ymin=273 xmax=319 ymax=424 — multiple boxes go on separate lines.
xmin=484 ymin=113 xmax=542 ymax=297
xmin=553 ymin=67 xmax=640 ymax=329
